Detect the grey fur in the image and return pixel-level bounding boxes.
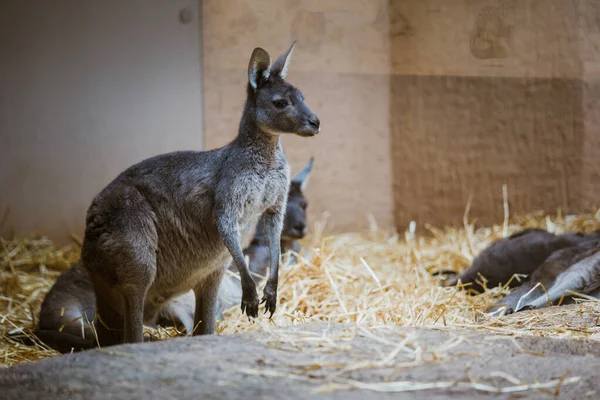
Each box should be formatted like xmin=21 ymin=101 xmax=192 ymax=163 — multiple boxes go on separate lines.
xmin=26 ymin=262 xmax=195 ymax=353
xmin=81 ymin=41 xmax=320 ymax=346
xmin=486 ymin=238 xmax=600 ymax=316
xmin=155 ymin=290 xmax=196 ymax=333
xmin=216 ymin=157 xmax=314 ymax=318
xmin=33 ymin=262 xmax=97 ymax=353
xmin=22 ymin=155 xmax=315 ymax=353
xmin=525 ymin=251 xmax=600 ymax=309
xmin=441 ymin=228 xmax=592 ymax=293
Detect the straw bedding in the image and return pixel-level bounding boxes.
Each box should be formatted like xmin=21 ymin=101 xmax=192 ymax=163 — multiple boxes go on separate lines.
xmin=2 ymin=208 xmax=600 ymax=367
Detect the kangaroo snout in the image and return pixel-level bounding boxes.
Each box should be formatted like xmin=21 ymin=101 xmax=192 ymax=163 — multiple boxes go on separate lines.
xmin=297 ymin=110 xmax=320 ymax=137
xmin=293 ymin=222 xmax=307 ymax=238
xmin=282 ymin=217 xmax=307 ymax=240
xmin=303 ymin=113 xmax=320 ymax=135
xmin=308 ymin=115 xmax=320 ymax=132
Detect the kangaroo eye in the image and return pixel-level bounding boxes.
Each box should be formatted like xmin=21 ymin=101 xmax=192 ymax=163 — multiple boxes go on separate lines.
xmin=273 ymin=100 xmax=288 ymax=109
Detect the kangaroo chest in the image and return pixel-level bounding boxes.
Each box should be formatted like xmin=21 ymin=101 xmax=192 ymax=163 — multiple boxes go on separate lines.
xmin=242 ymin=164 xmax=290 ymax=219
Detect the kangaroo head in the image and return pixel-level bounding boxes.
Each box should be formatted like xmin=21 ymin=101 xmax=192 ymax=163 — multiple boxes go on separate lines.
xmin=282 ymin=157 xmax=314 ymax=240
xmin=247 ymin=41 xmax=320 ymax=137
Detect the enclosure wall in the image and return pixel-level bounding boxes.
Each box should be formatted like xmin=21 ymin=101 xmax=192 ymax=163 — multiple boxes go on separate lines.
xmin=389 ymin=0 xmax=600 ymax=229
xmin=201 ymin=0 xmax=395 ymax=232
xmin=2 ymin=1 xmax=599 ymax=243
xmin=0 ymin=0 xmax=204 ymax=244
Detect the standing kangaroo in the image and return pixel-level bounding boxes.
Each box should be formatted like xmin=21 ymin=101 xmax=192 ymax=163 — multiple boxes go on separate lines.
xmin=81 ymin=41 xmax=320 ymax=346
xmin=216 ymin=157 xmax=314 ymax=318
xmin=21 ymin=157 xmax=314 ymax=353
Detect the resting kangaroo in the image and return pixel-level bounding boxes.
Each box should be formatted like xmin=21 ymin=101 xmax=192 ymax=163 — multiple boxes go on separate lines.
xmin=441 ymin=228 xmax=592 ymax=293
xmin=486 ymin=238 xmax=600 ymax=315
xmin=216 ymin=157 xmax=314 ymax=318
xmin=27 ymin=263 xmax=195 ymax=353
xmin=81 ymin=41 xmax=320 ymax=346
xmin=32 ymin=262 xmax=96 ymax=353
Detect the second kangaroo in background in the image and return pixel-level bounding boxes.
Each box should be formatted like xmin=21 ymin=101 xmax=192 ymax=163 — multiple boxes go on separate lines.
xmin=27 ymin=262 xmax=196 ymax=353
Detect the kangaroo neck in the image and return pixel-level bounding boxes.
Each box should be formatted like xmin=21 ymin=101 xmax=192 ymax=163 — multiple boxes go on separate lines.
xmin=235 ymin=98 xmax=281 ymax=161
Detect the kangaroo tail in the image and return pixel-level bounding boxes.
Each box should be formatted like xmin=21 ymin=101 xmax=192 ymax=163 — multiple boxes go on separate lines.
xmin=8 ymin=329 xmax=96 ymax=354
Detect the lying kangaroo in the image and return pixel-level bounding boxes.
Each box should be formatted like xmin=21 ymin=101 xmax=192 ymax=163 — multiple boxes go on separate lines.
xmin=486 ymin=238 xmax=600 ymax=315
xmin=81 ymin=41 xmax=320 ymax=346
xmin=26 ymin=262 xmax=197 ymax=353
xmin=216 ymin=157 xmax=314 ymax=318
xmin=32 ymin=262 xmax=96 ymax=353
xmin=441 ymin=228 xmax=592 ymax=293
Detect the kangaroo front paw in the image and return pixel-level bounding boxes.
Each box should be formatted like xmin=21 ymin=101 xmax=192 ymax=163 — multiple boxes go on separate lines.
xmin=241 ymin=291 xmax=259 ymax=318
xmin=261 ymin=281 xmax=278 ymax=318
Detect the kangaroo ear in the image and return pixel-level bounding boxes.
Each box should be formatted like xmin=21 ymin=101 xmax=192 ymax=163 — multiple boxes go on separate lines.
xmin=248 ymin=47 xmax=271 ymax=90
xmin=291 ymin=157 xmax=314 ymax=191
xmin=271 ymin=41 xmax=296 ymax=80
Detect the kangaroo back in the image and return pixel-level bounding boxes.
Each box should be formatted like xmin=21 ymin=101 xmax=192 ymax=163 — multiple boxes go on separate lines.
xmin=36 ymin=262 xmax=96 ymax=351
xmin=31 ymin=262 xmax=198 ymax=353
xmin=442 ymin=229 xmax=589 ymax=293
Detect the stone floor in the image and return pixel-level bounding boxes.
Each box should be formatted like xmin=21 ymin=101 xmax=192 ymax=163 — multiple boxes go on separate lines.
xmin=2 ymin=321 xmax=599 ymax=400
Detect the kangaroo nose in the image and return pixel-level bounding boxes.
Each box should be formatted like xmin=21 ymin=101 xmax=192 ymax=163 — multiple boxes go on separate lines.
xmin=308 ymin=116 xmax=320 ymax=130
xmin=295 ymin=222 xmax=306 ymax=233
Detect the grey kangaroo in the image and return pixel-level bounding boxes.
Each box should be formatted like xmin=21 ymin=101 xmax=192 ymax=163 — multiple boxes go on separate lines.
xmin=19 ymin=158 xmax=314 ymax=354
xmin=217 ymin=157 xmax=314 ymax=318
xmin=24 ymin=263 xmax=195 ymax=353
xmin=81 ymin=41 xmax=320 ymax=346
xmin=31 ymin=262 xmax=96 ymax=353
xmin=486 ymin=238 xmax=600 ymax=315
xmin=441 ymin=228 xmax=594 ymax=293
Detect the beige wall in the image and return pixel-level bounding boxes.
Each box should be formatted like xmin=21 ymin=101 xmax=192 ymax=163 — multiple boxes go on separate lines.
xmin=2 ymin=1 xmax=599 ymax=242
xmin=581 ymin=0 xmax=600 ymax=210
xmin=389 ymin=0 xmax=600 ymax=230
xmin=201 ymin=0 xmax=600 ymax=233
xmin=0 ymin=0 xmax=204 ymax=244
xmin=201 ymin=0 xmax=395 ymax=232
